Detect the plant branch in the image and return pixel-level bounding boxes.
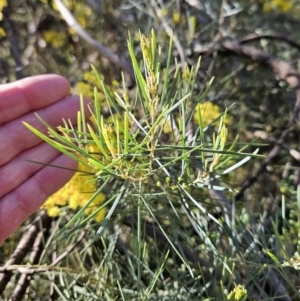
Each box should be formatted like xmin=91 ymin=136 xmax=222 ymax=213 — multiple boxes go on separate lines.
xmin=0 ymin=213 xmax=51 ymax=293
xmin=53 ymin=0 xmax=134 ymax=78
xmin=150 ymin=0 xmax=186 ymax=67
xmin=239 ymin=33 xmax=300 ymax=52
xmin=194 ymin=39 xmax=300 ymax=200
xmin=50 ymin=231 xmax=85 ymax=266
xmin=11 ymin=230 xmax=47 ymax=301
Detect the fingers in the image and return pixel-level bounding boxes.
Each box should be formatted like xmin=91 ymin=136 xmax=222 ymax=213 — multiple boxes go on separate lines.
xmin=0 ymin=154 xmax=77 ymax=245
xmin=0 ymin=94 xmax=91 ymax=166
xmin=0 ymin=75 xmax=91 ymax=244
xmin=0 ymin=74 xmax=71 ymax=125
xmin=0 ymin=142 xmax=62 ymax=199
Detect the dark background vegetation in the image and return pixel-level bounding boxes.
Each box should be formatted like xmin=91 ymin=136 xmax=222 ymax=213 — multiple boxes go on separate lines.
xmin=1 ymin=0 xmax=300 ymax=300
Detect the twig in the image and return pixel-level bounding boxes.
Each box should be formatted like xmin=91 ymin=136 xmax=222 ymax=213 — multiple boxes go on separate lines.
xmin=239 ymin=33 xmax=300 ymax=52
xmin=10 ymin=230 xmax=47 ymax=301
xmin=249 ymin=128 xmax=300 ymax=161
xmin=150 ymin=0 xmax=186 ymax=67
xmin=221 ymin=41 xmax=300 ymax=200
xmin=1 ymin=219 xmax=84 ymax=300
xmin=194 ymin=39 xmax=300 ymax=200
xmin=50 ymin=231 xmax=85 ymax=266
xmin=0 ymin=213 xmax=51 ymax=293
xmin=220 ymin=40 xmax=300 ymax=89
xmin=235 ymin=125 xmax=298 ymax=201
xmin=0 ymin=265 xmax=54 ymax=274
xmin=182 ymin=88 xmax=291 ymax=299
xmin=218 ymin=0 xmax=227 ymax=28
xmin=53 ymin=0 xmax=134 ymax=78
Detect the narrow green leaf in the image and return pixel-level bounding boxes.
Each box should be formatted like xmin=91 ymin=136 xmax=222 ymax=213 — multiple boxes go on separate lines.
xmin=87 ymin=123 xmax=110 ymax=161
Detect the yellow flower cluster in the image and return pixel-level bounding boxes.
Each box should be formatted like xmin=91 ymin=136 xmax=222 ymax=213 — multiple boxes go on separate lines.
xmin=0 ymin=27 xmax=5 ymax=38
xmin=159 ymin=7 xmax=186 ymax=25
xmin=51 ymin=0 xmax=93 ymax=28
xmin=194 ymin=101 xmax=223 ymax=127
xmin=259 ymin=0 xmax=293 ymax=13
xmin=42 ymin=72 xmax=121 ymax=221
xmin=0 ymin=0 xmax=7 ymax=36
xmin=162 ymin=54 xmax=221 ymax=135
xmin=74 ymin=71 xmax=119 ymax=104
xmin=0 ymin=0 xmax=7 ymax=13
xmin=161 ymin=102 xmax=225 ymax=135
xmin=43 ymin=30 xmax=66 ymax=48
xmin=42 ymin=148 xmax=107 ymax=222
xmin=42 ymin=0 xmax=94 ymax=48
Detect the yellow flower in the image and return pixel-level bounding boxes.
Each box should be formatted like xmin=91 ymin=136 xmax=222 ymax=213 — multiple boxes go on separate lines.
xmin=160 ymin=8 xmax=168 ymax=17
xmin=83 ymin=192 xmax=106 ymax=216
xmin=74 ymin=82 xmax=94 ymax=99
xmin=0 ymin=0 xmax=7 ymax=11
xmin=194 ymin=101 xmax=222 ymax=127
xmin=227 ymin=284 xmax=247 ymax=301
xmin=0 ymin=0 xmax=7 ymax=21
xmin=83 ymin=70 xmax=103 ymax=86
xmin=42 ymin=149 xmax=107 ymax=222
xmin=42 ymin=68 xmax=119 ymax=223
xmin=111 ymin=79 xmax=120 ymax=87
xmin=162 ymin=119 xmax=173 ymax=134
xmin=74 ymin=71 xmax=107 ymax=106
xmin=260 ymin=0 xmax=293 ymax=13
xmin=275 ymin=0 xmax=292 ymax=11
xmin=43 ymin=30 xmax=66 ymax=48
xmin=0 ymin=27 xmax=5 ymax=38
xmin=172 ymin=11 xmax=180 ymax=24
xmin=47 ymin=206 xmax=61 ymax=218
xmin=69 ymin=191 xmax=81 ymax=210
xmin=94 ymin=208 xmax=108 ymax=222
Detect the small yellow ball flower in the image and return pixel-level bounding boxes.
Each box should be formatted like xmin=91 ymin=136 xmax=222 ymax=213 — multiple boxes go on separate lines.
xmin=194 ymin=101 xmax=223 ymax=127
xmin=47 ymin=206 xmax=61 ymax=218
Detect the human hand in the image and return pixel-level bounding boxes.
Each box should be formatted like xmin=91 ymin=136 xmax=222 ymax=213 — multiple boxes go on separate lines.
xmin=0 ymin=75 xmax=91 ymax=245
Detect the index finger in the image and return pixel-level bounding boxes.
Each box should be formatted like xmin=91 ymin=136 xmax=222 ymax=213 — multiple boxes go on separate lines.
xmin=0 ymin=74 xmax=71 ymax=125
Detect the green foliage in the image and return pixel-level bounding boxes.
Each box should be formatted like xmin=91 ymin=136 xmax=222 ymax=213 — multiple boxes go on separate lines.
xmin=2 ymin=0 xmax=300 ymax=300
xmin=24 ymin=30 xmax=263 ymax=300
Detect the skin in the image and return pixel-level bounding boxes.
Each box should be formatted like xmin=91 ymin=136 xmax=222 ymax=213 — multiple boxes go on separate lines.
xmin=0 ymin=74 xmax=91 ymax=245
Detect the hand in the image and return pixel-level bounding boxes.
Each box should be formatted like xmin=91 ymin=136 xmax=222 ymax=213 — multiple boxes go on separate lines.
xmin=0 ymin=75 xmax=90 ymax=245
